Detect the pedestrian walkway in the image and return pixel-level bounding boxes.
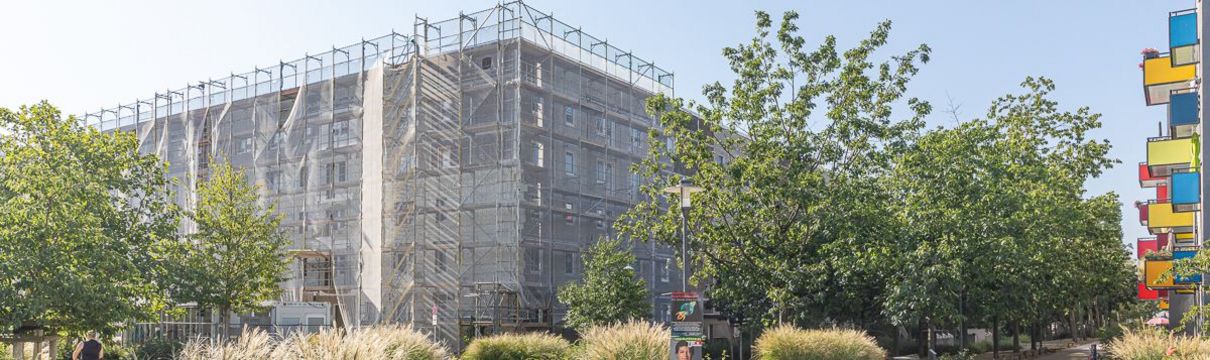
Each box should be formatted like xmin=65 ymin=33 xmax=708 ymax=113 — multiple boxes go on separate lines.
xmin=1034 ymin=341 xmax=1098 ymax=360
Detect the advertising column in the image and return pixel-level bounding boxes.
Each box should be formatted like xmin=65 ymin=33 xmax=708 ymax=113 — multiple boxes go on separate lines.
xmin=669 ymin=292 xmax=704 ymax=360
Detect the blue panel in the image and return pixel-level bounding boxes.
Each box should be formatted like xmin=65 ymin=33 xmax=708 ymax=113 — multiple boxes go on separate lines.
xmin=1172 ymin=172 xmax=1201 ymax=205
xmin=1171 ymin=12 xmax=1198 ymax=48
xmin=1175 ymin=250 xmax=1203 ymax=283
xmin=1170 ymin=92 xmax=1200 ymax=126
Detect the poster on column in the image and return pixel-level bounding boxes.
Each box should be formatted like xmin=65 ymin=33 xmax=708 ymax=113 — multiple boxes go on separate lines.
xmin=669 ymin=292 xmax=703 ymax=360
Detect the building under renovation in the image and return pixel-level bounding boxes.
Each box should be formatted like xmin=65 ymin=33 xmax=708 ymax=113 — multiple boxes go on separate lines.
xmin=85 ymin=1 xmax=698 ymax=348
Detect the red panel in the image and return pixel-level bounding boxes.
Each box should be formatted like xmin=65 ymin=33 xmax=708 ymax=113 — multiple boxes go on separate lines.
xmin=1158 ymin=184 xmax=1170 ymax=202
xmin=1139 ymin=282 xmax=1161 ymax=300
xmin=1137 ymin=201 xmax=1149 ymax=225
xmin=1158 ymin=233 xmax=1170 ymax=249
xmin=1138 ymin=238 xmax=1159 ymax=259
xmin=1140 ymin=162 xmax=1166 ymax=187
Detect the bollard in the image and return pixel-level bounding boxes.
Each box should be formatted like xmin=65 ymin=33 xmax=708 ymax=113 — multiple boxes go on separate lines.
xmin=1089 ymin=344 xmax=1098 ymax=360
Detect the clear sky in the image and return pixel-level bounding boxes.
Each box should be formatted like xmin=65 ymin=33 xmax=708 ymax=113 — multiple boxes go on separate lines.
xmin=0 ymin=0 xmax=1187 ymax=248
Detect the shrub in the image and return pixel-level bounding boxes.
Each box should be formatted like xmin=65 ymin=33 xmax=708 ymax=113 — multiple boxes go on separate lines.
xmin=178 ymin=328 xmax=276 ymax=360
xmin=576 ymin=321 xmax=669 ymax=360
xmin=461 ymin=332 xmax=571 ymax=360
xmin=177 ymin=325 xmax=448 ymax=360
xmin=273 ymin=325 xmax=447 ymax=360
xmin=135 ymin=338 xmax=184 ymax=360
xmin=754 ymin=325 xmax=885 ymax=360
xmin=1106 ymin=327 xmax=1210 ymax=360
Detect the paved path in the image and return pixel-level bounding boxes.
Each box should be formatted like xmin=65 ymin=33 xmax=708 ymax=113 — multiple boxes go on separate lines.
xmin=1035 ymin=341 xmax=1099 ymax=360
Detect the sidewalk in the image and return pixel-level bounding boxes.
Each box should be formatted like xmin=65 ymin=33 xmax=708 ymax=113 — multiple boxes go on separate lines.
xmin=971 ymin=338 xmax=1099 ymax=360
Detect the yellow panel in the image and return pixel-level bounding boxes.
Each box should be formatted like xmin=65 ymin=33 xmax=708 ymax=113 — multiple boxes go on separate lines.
xmin=1160 ymin=299 xmax=1170 ymax=310
xmin=1177 ymin=232 xmax=1195 ymax=240
xmin=1146 ymin=260 xmax=1174 ymax=288
xmin=1149 ymin=203 xmax=1195 ymax=229
xmin=1144 ymin=56 xmax=1196 ymax=85
xmin=1148 ymin=137 xmax=1195 ymax=167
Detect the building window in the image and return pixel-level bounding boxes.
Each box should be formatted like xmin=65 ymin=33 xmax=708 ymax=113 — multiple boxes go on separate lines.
xmin=564 ymin=151 xmax=575 ymax=175
xmin=595 ymin=160 xmax=606 ymax=184
xmin=331 ymin=120 xmax=352 ymax=148
xmin=659 ymin=259 xmax=670 ymax=283
xmin=594 ymin=220 xmax=605 ymax=230
xmin=325 ymin=161 xmax=347 ymax=184
xmin=604 ymin=163 xmax=613 ymax=186
xmin=435 ymin=198 xmax=447 ymax=222
xmin=435 ymin=251 xmax=447 ymax=272
xmin=564 ymin=107 xmax=575 ymax=126
xmin=594 ymin=116 xmax=608 ymax=136
xmin=481 ymin=57 xmax=493 ymax=70
xmin=237 ymin=137 xmax=253 ymax=154
xmin=564 ymin=253 xmax=574 ymax=275
xmin=298 ymin=166 xmax=308 ymax=188
xmin=267 ymin=171 xmax=282 ymax=192
xmin=631 ymin=128 xmax=642 ymax=147
xmin=532 ymin=142 xmax=545 ymax=167
xmin=525 ymin=248 xmax=541 ymax=273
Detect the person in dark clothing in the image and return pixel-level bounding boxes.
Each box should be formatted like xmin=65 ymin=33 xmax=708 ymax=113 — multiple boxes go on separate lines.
xmin=72 ymin=331 xmax=103 ymax=360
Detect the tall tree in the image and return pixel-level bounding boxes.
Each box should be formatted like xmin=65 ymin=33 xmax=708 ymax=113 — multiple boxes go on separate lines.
xmin=0 ymin=102 xmax=180 ymax=335
xmin=172 ymin=161 xmax=290 ymax=338
xmin=557 ymin=238 xmax=651 ymax=331
xmin=617 ymin=10 xmax=931 ymax=331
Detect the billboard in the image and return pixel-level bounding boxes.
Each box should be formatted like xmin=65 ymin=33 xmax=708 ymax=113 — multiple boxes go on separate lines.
xmin=669 ymin=292 xmax=704 ymax=360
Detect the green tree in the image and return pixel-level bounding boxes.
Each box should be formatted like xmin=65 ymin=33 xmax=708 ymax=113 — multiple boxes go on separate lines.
xmin=618 ymin=10 xmax=931 ymax=333
xmin=172 ymin=161 xmax=290 ymax=338
xmin=557 ymin=238 xmax=651 ymax=331
xmin=0 ymin=102 xmax=180 ymax=335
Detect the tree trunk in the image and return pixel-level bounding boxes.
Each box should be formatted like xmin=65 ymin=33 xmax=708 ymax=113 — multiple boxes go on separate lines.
xmin=220 ymin=306 xmax=231 ymax=339
xmin=917 ymin=318 xmax=928 ymax=358
xmin=1031 ymin=321 xmax=1039 ymax=351
xmin=892 ymin=325 xmax=900 ymax=357
xmin=992 ymin=316 xmax=1000 ymax=359
xmin=48 ymin=337 xmax=57 ymax=360
xmin=959 ymin=289 xmax=967 ymax=350
xmin=1012 ymin=320 xmax=1020 ymax=353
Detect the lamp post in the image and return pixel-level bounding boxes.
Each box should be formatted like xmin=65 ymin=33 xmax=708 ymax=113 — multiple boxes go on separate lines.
xmin=664 ymin=178 xmax=704 ymax=292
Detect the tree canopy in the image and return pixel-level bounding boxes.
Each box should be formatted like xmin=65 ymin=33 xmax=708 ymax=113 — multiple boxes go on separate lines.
xmin=170 ymin=160 xmax=291 ymax=337
xmin=0 ymin=102 xmax=180 ymax=335
xmin=618 ymin=10 xmax=1134 ymax=354
xmin=557 ymin=238 xmax=651 ymax=331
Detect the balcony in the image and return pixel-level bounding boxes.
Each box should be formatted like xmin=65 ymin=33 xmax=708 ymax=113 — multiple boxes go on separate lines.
xmin=1147 ymin=200 xmax=1195 ymax=233
xmin=1170 ymin=9 xmax=1199 ymax=66
xmin=1170 ymin=171 xmax=1200 ymax=212
xmin=1169 ymin=91 xmax=1199 ymax=138
xmin=1138 ymin=237 xmax=1159 ymax=259
xmin=1174 ymin=249 xmax=1203 ymax=283
xmin=1145 ymin=259 xmax=1175 ymax=289
xmin=1143 ymin=54 xmax=1196 ymax=106
xmin=1157 ymin=183 xmax=1170 ymax=202
xmin=1158 ymin=233 xmax=1171 ymax=249
xmin=1146 ymin=136 xmax=1195 ymax=176
xmin=1136 ymin=201 xmax=1149 ymax=227
xmin=1139 ymin=162 xmax=1168 ymax=188
xmin=1138 ymin=282 xmax=1161 ymax=300
xmin=1174 ymin=231 xmax=1197 ymax=247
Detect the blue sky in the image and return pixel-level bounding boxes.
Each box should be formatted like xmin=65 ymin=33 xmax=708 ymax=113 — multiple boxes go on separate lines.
xmin=0 ymin=0 xmax=1187 ymax=247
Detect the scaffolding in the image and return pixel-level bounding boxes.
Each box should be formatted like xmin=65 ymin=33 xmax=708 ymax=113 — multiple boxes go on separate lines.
xmin=83 ymin=1 xmax=683 ymax=350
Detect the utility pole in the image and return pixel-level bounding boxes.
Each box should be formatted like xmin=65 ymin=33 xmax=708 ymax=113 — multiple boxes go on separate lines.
xmin=1199 ymin=0 xmax=1208 ymax=336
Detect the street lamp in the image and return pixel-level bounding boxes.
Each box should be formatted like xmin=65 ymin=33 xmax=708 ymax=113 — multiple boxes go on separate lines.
xmin=663 ymin=178 xmax=704 ymax=292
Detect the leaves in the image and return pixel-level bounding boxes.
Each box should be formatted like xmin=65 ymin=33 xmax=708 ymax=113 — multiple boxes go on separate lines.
xmin=170 ymin=160 xmax=290 ymax=327
xmin=0 ymin=101 xmax=180 ymax=334
xmin=557 ymin=238 xmax=651 ymax=331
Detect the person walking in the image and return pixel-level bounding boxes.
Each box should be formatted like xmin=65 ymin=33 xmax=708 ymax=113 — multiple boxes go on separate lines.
xmin=72 ymin=331 xmax=103 ymax=360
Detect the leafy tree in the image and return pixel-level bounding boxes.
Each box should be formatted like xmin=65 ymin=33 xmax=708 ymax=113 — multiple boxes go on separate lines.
xmin=618 ymin=10 xmax=931 ymax=332
xmin=171 ymin=161 xmax=290 ymax=338
xmin=557 ymin=238 xmax=651 ymax=331
xmin=0 ymin=102 xmax=180 ymax=335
